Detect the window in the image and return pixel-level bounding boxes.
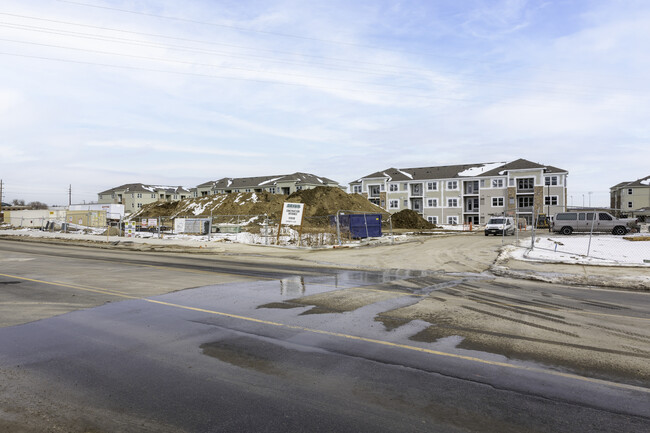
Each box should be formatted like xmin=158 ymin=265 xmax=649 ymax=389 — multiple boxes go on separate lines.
xmin=492 ymin=179 xmax=504 ymax=188
xmin=480 ymin=180 xmax=485 ymax=187
xmin=517 ymin=178 xmax=534 ymax=190
xmin=427 ymin=181 xmax=437 ymax=191
xmin=402 ymin=183 xmax=408 ymax=191
xmin=269 ymin=187 xmax=276 ymax=194
xmin=447 ymin=216 xmax=458 ymax=225
xmin=389 ymin=183 xmax=398 ymax=192
xmin=295 ymin=186 xmax=302 ymax=191
xmin=137 ymin=203 xmax=142 ymax=208
xmin=389 ymin=200 xmax=399 ymax=209
xmin=151 ymin=194 xmax=156 ymax=198
xmin=447 ymin=181 xmax=458 ymax=190
xmin=380 ymin=184 xmax=385 ymax=191
xmin=544 ymin=196 xmax=558 ymax=206
xmin=628 ymin=201 xmax=633 ymax=208
xmin=136 ymin=193 xmax=142 ymax=198
xmin=518 ymin=196 xmax=534 ymax=208
xmin=369 ymin=185 xmax=381 ymax=197
xmin=352 ymin=185 xmax=362 ymax=193
xmin=447 ymin=198 xmax=458 ymax=207
xmin=492 ymin=197 xmax=504 ymax=207
xmin=403 ymin=200 xmax=408 ymax=207
xmin=599 ymin=213 xmax=613 ymax=221
xmin=545 ymin=176 xmax=558 ymax=186
xmin=427 ymin=216 xmax=438 ymax=224
xmin=628 ymin=188 xmax=633 ymax=195
xmin=426 ymin=198 xmax=438 ymax=207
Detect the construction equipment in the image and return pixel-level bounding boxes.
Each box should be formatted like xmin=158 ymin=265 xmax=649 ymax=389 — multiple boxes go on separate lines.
xmin=536 ymin=214 xmax=551 ymax=229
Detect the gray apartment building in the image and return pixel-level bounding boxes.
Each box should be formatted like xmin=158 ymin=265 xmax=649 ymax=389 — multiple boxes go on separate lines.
xmin=350 ymin=159 xmax=568 ymax=225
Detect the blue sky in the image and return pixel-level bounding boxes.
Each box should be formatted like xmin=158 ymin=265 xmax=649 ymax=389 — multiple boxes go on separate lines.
xmin=1 ymin=0 xmax=648 ymax=207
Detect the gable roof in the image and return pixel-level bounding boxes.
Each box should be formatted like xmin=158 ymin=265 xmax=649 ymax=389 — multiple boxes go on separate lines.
xmin=201 ymin=172 xmax=340 ymax=190
xmin=355 ymin=159 xmax=567 ymax=182
xmin=99 ymin=183 xmax=191 ymax=195
xmin=611 ymin=175 xmax=650 ymax=190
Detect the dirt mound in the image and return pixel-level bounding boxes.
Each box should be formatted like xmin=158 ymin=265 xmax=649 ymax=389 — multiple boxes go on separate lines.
xmin=130 ymin=187 xmax=387 ymax=228
xmin=391 ymin=209 xmax=437 ymax=229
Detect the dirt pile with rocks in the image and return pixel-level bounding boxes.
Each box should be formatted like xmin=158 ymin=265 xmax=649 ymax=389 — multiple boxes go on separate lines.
xmin=391 ymin=209 xmax=437 ymax=229
xmin=130 ymin=187 xmax=388 ymax=227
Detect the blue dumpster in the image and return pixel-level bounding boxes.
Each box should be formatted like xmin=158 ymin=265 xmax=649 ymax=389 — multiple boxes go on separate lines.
xmin=331 ymin=214 xmax=382 ymax=238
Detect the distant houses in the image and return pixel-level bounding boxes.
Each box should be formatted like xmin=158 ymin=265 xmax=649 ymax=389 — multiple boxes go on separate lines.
xmin=610 ymin=175 xmax=650 ymax=220
xmin=98 ymin=184 xmax=192 ymax=212
xmin=195 ymin=173 xmax=342 ymax=196
xmin=94 ymin=161 xmax=578 ymax=223
xmin=97 ymin=173 xmax=344 ymax=213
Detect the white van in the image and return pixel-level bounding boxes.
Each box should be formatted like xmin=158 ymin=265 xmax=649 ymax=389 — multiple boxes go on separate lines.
xmin=552 ymin=211 xmax=637 ymax=235
xmin=485 ymin=217 xmax=515 ymax=236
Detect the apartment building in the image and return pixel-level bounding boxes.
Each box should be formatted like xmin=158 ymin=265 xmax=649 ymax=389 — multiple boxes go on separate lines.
xmin=350 ymin=159 xmax=568 ymax=225
xmin=610 ymin=175 xmax=650 ymax=220
xmin=194 ymin=172 xmax=343 ymax=196
xmin=98 ymin=183 xmax=192 ymax=213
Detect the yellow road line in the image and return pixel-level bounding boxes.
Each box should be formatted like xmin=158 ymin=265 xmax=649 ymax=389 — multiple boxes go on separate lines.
xmin=2 ymin=272 xmax=648 ymax=393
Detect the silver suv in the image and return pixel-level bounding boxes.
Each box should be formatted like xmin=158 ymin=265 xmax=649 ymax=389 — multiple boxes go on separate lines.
xmin=551 ymin=211 xmax=637 ymax=235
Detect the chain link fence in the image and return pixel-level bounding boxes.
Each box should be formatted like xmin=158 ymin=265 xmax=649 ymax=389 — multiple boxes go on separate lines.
xmin=122 ymin=212 xmax=392 ymax=247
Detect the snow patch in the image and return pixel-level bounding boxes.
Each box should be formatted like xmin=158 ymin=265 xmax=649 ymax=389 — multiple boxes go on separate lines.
xmin=396 ymin=169 xmax=413 ymax=179
xmin=458 ymin=162 xmax=505 ymax=177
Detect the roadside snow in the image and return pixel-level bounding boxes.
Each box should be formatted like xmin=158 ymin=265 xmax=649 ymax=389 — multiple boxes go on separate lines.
xmin=509 ymin=235 xmax=650 ymax=266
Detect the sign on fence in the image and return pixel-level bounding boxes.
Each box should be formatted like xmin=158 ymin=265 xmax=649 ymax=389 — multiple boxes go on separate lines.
xmin=281 ymin=203 xmax=305 ymax=226
xmin=125 ymin=221 xmax=136 ymax=238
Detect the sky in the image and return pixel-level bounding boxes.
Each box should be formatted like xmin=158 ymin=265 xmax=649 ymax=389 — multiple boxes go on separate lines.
xmin=1 ymin=0 xmax=649 ymax=207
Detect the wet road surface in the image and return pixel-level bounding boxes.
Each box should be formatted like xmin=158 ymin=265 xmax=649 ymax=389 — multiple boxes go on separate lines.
xmin=0 ymin=239 xmax=649 ymax=432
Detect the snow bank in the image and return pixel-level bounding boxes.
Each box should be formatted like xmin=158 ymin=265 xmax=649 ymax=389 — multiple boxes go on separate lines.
xmin=516 ymin=235 xmax=650 ymax=266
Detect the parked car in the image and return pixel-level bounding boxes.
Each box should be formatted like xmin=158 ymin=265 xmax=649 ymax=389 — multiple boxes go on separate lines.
xmin=485 ymin=217 xmax=515 ymax=236
xmin=551 ymin=211 xmax=637 ymax=235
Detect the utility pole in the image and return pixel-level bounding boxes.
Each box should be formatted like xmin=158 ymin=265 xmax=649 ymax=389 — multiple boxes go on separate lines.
xmin=0 ymin=179 xmax=3 ymax=222
xmin=68 ymin=184 xmax=72 ymax=206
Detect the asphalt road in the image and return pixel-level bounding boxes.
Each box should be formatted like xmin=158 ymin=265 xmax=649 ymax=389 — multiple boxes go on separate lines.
xmin=0 ymin=239 xmax=648 ymax=432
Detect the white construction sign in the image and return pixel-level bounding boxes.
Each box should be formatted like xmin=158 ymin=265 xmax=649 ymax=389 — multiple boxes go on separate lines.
xmin=280 ymin=202 xmax=305 ymax=226
xmin=125 ymin=221 xmax=136 ymax=238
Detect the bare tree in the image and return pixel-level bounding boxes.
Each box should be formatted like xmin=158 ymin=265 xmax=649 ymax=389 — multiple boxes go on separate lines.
xmin=28 ymin=201 xmax=48 ymax=210
xmin=12 ymin=199 xmax=25 ymax=206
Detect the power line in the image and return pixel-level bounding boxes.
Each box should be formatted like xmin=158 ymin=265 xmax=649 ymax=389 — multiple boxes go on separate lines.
xmin=0 ymin=12 xmax=432 ymax=74
xmin=2 ymin=50 xmax=644 ymax=110
xmin=0 ymin=37 xmax=457 ymax=93
xmin=1 ymin=15 xmax=645 ymax=98
xmin=55 ymin=0 xmax=403 ymax=53
xmin=0 ymin=51 xmax=482 ymax=104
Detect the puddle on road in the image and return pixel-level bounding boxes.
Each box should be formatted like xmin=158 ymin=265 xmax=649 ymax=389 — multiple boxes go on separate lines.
xmin=260 ymin=274 xmax=474 ymax=315
xmin=201 ymin=338 xmax=284 ymax=376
